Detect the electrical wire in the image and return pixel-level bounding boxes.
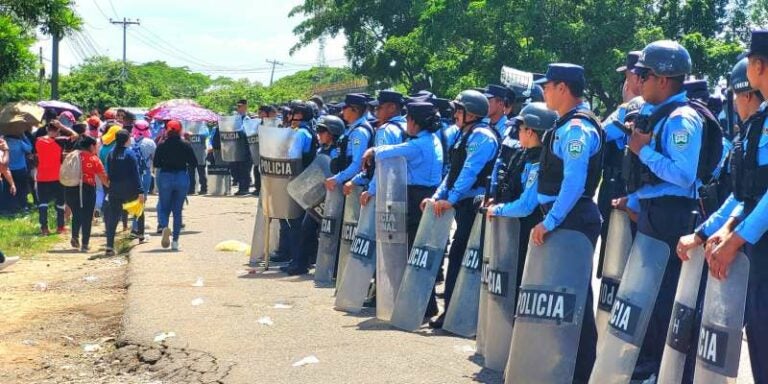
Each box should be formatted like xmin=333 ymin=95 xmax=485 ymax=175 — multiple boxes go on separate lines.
xmin=107 ymin=0 xmax=120 ymax=18
xmin=92 ymin=0 xmax=111 ymax=19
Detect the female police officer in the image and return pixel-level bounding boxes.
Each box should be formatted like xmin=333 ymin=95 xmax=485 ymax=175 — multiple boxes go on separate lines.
xmin=361 ymin=101 xmax=444 ymax=318
xmin=486 ymin=102 xmax=557 ymax=281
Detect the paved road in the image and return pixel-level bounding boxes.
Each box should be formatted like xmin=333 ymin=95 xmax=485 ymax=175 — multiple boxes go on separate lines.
xmin=122 ymin=194 xmax=754 ymax=384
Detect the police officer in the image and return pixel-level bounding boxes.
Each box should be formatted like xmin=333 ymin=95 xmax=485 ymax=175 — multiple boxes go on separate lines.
xmin=485 ymin=84 xmax=512 ymax=137
xmin=422 ymin=89 xmax=499 ymax=329
xmin=677 ymin=35 xmax=768 ymax=382
xmin=530 ymin=63 xmax=602 ymax=382
xmin=345 ymin=91 xmax=407 ymax=195
xmin=233 ymin=99 xmax=252 ymax=195
xmin=325 ymin=94 xmax=374 ymax=192
xmin=487 ymin=102 xmax=556 ymax=283
xmin=309 ymin=95 xmax=327 ymax=116
xmin=596 ymin=51 xmax=643 ymax=276
xmin=361 ymin=101 xmax=444 ymax=317
xmin=615 ymin=40 xmax=704 ymax=380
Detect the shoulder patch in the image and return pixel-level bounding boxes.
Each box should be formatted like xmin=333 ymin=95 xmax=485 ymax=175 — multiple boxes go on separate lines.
xmin=525 ymin=170 xmax=538 ymax=188
xmin=671 ymin=129 xmax=690 ymax=149
xmin=567 ymin=139 xmax=584 ymax=159
xmin=353 ymin=138 xmax=361 ymax=146
xmin=569 ymin=119 xmax=582 ymax=128
xmin=467 ymin=142 xmax=480 ymax=153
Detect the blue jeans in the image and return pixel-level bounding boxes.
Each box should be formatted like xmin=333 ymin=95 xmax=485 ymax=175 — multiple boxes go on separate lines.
xmin=157 ymin=170 xmax=189 ymax=241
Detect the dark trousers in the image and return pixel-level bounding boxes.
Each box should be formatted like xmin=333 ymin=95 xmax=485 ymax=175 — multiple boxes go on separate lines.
xmin=105 ymin=195 xmax=131 ymax=249
xmin=252 ymin=163 xmax=261 ymax=193
xmin=284 ymin=214 xmax=305 ymax=263
xmin=188 ymin=165 xmax=207 ymax=194
xmin=544 ymin=197 xmax=601 ymax=383
xmin=745 ymin=220 xmax=768 ymax=384
xmin=36 ymin=181 xmax=65 ymax=229
xmin=277 ymin=219 xmax=290 ymax=257
xmin=232 ymin=161 xmax=252 ymax=192
xmin=8 ymin=169 xmax=30 ymax=212
xmin=407 ymin=186 xmax=439 ymax=317
xmin=290 ymin=211 xmax=320 ymax=271
xmin=634 ymin=197 xmax=698 ymax=380
xmin=65 ymin=184 xmax=96 ymax=247
xmin=443 ymin=197 xmax=480 ymax=314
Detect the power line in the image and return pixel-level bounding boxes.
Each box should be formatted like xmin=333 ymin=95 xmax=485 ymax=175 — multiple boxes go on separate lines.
xmin=92 ymin=0 xmax=111 ymax=19
xmin=110 ymin=17 xmax=141 ymax=78
xmin=107 ymin=0 xmax=119 ymax=18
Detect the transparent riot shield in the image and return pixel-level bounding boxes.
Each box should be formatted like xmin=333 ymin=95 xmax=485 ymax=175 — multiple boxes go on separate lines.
xmin=314 ymin=187 xmax=345 ymax=286
xmin=443 ymin=213 xmax=485 ymax=337
xmin=287 ymin=154 xmax=331 ymax=211
xmin=218 ymin=115 xmax=247 ymax=162
xmin=658 ymin=246 xmax=705 ymax=383
xmin=390 ymin=201 xmax=455 ymax=331
xmin=244 ymin=118 xmax=260 ymax=164
xmin=336 ymin=186 xmax=362 ymax=289
xmin=183 ymin=120 xmax=209 ymax=165
xmin=505 ymin=229 xmax=594 ymax=384
xmin=596 ymin=210 xmax=634 ymax=337
xmin=206 ymin=150 xmax=231 ymax=196
xmin=375 ymin=156 xmax=409 ymax=321
xmin=589 ymin=233 xmax=671 ymax=384
xmin=477 ymin=226 xmax=492 ymax=357
xmin=483 ymin=217 xmax=521 ymax=372
xmin=258 ymin=126 xmax=304 ymax=219
xmin=694 ymin=252 xmax=749 ymax=383
xmin=334 ymin=202 xmax=377 ymax=313
xmin=248 ymin=201 xmax=281 ymax=266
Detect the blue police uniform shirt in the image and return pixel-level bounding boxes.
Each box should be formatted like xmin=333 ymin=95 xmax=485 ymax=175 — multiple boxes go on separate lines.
xmin=626 ymin=91 xmax=704 ymax=213
xmin=537 ymin=102 xmax=602 ymax=231
xmin=492 ymin=115 xmax=510 ymax=138
xmin=433 ymin=122 xmax=499 ymax=205
xmin=6 ymin=135 xmax=32 ymax=171
xmin=236 ymin=113 xmax=249 ymax=130
xmin=489 ymin=136 xmax=521 ymax=196
xmin=352 ymin=115 xmax=406 ymax=188
xmin=698 ymin=193 xmax=742 ymax=237
xmin=373 ymin=130 xmax=443 ymax=192
xmin=332 ymin=116 xmax=372 ymax=184
xmin=603 ymin=103 xmax=630 ymax=150
xmin=712 ymin=137 xmax=733 ymax=179
xmin=294 ymin=122 xmax=314 ymax=155
xmin=492 ymin=161 xmax=540 ymax=218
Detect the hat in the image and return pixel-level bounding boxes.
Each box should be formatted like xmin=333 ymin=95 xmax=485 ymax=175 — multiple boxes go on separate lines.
xmin=103 ymin=109 xmax=116 ymax=120
xmin=730 ymin=57 xmax=753 ymax=94
xmin=747 ymin=30 xmax=768 ymax=58
xmin=101 ymin=124 xmax=122 ymax=145
xmin=406 ymin=102 xmax=435 ymax=121
xmin=484 ymin=84 xmax=510 ymax=100
xmin=370 ymin=91 xmax=405 ymax=107
xmin=87 ymin=116 xmax=101 ymax=128
xmin=236 ymin=99 xmax=248 ymax=106
xmin=344 ymin=93 xmax=368 ymax=107
xmin=616 ymin=51 xmax=642 ymax=72
xmin=534 ymin=63 xmax=586 ymax=87
xmin=309 ymin=94 xmax=324 ymax=105
xmin=434 ymin=98 xmax=454 ymax=116
xmin=166 ymin=120 xmax=182 ymax=133
xmin=684 ymin=80 xmax=710 ymax=102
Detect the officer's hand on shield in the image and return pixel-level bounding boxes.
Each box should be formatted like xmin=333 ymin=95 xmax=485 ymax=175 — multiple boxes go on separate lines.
xmin=324 ymin=177 xmax=337 ymax=191
xmin=419 ymin=198 xmax=433 ymax=212
xmin=433 ymin=199 xmax=453 ymax=217
xmin=486 ymin=204 xmax=498 ymax=219
xmin=676 ymin=233 xmax=703 ymax=261
xmin=362 ymin=148 xmax=375 ymax=170
xmin=532 ymin=222 xmax=549 ymax=246
xmin=706 ymin=231 xmax=746 ymax=280
xmin=628 ymin=129 xmax=652 ymax=155
xmin=343 ymin=181 xmax=354 ymax=196
xmin=360 ymin=191 xmax=372 ymax=206
xmin=612 ymin=196 xmax=638 ymax=222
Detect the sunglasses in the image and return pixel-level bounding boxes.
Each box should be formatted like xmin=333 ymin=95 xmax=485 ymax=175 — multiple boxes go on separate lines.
xmin=636 ymin=70 xmax=657 ymax=81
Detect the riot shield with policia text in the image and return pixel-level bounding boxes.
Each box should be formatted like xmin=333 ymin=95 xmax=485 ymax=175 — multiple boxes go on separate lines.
xmin=443 ymin=213 xmax=485 ymax=337
xmin=596 ymin=210 xmax=634 ymax=337
xmin=218 ymin=115 xmax=248 ymax=162
xmin=336 ymin=186 xmax=362 ymax=290
xmin=334 ymin=201 xmax=377 ymax=313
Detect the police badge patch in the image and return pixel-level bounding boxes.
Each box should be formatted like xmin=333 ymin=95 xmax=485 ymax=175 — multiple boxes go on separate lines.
xmin=468 ymin=142 xmax=479 ymax=153
xmin=567 ymin=140 xmax=584 ymax=159
xmin=672 ymin=130 xmax=690 ymax=149
xmin=525 ymin=170 xmax=538 ymax=188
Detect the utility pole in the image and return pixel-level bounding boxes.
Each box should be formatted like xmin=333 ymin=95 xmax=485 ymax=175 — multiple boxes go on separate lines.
xmin=265 ymin=59 xmax=284 ymax=86
xmin=110 ymin=17 xmax=140 ymax=79
xmin=38 ymin=47 xmax=45 ymax=100
xmin=51 ymin=31 xmax=60 ymax=99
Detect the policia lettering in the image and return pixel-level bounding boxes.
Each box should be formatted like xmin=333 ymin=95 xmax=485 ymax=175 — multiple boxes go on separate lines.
xmin=407 ymin=246 xmax=441 ymax=270
xmin=350 ymin=235 xmax=374 ymax=260
xmin=516 ymin=289 xmax=576 ymax=323
xmin=260 ymin=158 xmax=303 ymax=178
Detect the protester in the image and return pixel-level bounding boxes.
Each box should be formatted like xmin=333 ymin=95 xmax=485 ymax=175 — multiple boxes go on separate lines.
xmin=35 ymin=120 xmax=78 ymax=235
xmin=153 ymin=120 xmax=197 ymax=250
xmin=3 ymin=132 xmax=31 ymax=212
xmin=64 ymin=136 xmax=108 ymax=252
xmin=130 ymin=119 xmax=156 ymax=241
xmin=104 ymin=130 xmax=143 ymax=256
xmin=0 ymin=137 xmax=17 ymax=213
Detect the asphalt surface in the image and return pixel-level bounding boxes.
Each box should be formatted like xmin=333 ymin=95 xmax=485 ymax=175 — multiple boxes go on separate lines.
xmin=122 ymin=194 xmax=754 ymax=384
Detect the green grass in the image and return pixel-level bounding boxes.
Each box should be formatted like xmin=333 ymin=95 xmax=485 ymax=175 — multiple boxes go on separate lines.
xmin=0 ymin=208 xmax=62 ymax=258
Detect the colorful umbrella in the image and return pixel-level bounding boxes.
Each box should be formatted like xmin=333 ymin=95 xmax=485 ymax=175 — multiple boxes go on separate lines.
xmin=0 ymin=101 xmax=45 ymax=136
xmin=37 ymin=100 xmax=83 ymax=118
xmin=152 ymin=105 xmax=219 ymax=122
xmin=147 ymin=99 xmax=200 ymax=118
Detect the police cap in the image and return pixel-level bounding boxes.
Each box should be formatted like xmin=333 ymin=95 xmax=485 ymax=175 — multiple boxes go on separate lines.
xmin=344 ymin=93 xmax=368 ymax=107
xmin=434 ymin=98 xmax=454 ymax=117
xmin=747 ymin=30 xmax=768 ymax=58
xmin=616 ymin=51 xmax=642 ymax=72
xmin=684 ymin=80 xmax=710 ymax=102
xmin=484 ymin=84 xmax=511 ymax=101
xmin=406 ymin=102 xmax=436 ymax=121
xmin=534 ymin=63 xmax=586 ymax=89
xmin=370 ymin=90 xmax=405 ymax=107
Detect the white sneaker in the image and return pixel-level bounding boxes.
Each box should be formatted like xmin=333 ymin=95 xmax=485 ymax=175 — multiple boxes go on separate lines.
xmin=171 ymin=241 xmax=179 ymax=251
xmin=0 ymin=256 xmax=20 ymax=271
xmin=161 ymin=228 xmax=171 ymax=249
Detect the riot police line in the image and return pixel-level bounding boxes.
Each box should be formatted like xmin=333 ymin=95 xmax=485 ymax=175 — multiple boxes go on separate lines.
xmin=232 ymin=32 xmax=768 ymax=384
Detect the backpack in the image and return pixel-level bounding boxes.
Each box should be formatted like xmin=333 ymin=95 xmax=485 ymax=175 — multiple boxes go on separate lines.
xmin=60 ymin=150 xmax=82 ymax=187
xmin=132 ymin=137 xmax=149 ymax=174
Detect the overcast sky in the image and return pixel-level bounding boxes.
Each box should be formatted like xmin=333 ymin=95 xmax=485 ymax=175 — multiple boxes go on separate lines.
xmin=32 ymin=0 xmax=348 ymax=85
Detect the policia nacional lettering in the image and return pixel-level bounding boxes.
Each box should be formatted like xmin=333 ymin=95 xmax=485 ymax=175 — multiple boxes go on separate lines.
xmin=516 ymin=288 xmax=576 ymax=324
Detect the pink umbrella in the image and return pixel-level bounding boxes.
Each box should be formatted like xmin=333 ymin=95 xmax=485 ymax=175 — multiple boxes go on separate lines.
xmin=147 ymin=99 xmax=200 ymax=118
xmin=152 ymin=105 xmax=219 ymax=122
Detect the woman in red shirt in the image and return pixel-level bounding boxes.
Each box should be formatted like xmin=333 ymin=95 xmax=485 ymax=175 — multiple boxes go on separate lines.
xmin=64 ymin=136 xmax=109 ymax=252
